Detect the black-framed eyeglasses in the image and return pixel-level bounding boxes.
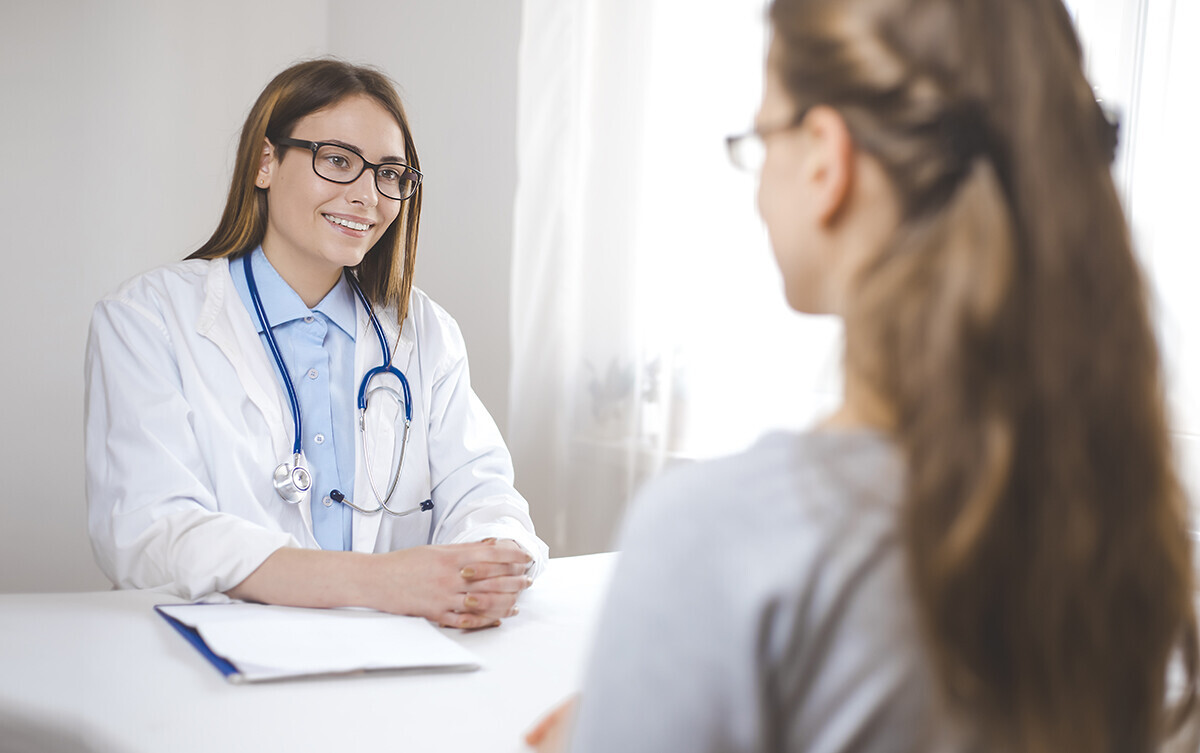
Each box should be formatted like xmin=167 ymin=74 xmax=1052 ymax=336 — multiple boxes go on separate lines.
xmin=725 ymin=107 xmax=812 ymax=173
xmin=274 ymin=137 xmax=423 ymax=201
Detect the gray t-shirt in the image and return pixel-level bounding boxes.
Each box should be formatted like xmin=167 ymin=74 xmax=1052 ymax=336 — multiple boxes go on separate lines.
xmin=570 ymin=429 xmax=968 ymax=753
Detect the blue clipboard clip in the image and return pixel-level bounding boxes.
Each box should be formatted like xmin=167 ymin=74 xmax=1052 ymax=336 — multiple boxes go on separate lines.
xmin=155 ymin=604 xmax=242 ymax=682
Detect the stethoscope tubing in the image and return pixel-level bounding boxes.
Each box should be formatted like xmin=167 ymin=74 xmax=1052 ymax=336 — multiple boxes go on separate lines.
xmin=243 ymin=254 xmax=304 ymax=456
xmin=243 ymin=253 xmax=424 ymax=517
xmin=346 ymin=271 xmax=412 ymax=423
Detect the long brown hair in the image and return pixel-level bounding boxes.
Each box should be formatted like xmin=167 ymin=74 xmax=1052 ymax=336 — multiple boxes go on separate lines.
xmin=769 ymin=0 xmax=1198 ymax=749
xmin=189 ymin=58 xmax=422 ymax=325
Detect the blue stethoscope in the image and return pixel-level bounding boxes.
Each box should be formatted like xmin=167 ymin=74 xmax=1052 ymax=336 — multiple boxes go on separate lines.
xmin=243 ymin=254 xmax=432 ymax=517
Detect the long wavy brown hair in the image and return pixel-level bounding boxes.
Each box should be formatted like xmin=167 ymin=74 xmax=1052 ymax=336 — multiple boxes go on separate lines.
xmin=188 ymin=58 xmax=422 ymax=325
xmin=770 ymin=0 xmax=1198 ymax=749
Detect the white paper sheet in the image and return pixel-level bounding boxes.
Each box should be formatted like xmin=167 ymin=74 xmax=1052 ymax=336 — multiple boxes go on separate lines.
xmin=158 ymin=603 xmax=481 ymax=682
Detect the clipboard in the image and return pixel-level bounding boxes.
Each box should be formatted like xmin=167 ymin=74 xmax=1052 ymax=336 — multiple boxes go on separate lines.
xmin=155 ymin=603 xmax=482 ymax=683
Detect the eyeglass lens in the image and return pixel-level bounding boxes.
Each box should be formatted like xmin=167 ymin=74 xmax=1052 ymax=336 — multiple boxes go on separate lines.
xmin=727 ymin=133 xmax=766 ymax=173
xmin=312 ymin=144 xmax=418 ymax=200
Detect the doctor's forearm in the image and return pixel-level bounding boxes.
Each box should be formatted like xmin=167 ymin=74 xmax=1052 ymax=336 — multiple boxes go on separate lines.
xmin=225 ymin=542 xmax=532 ymax=628
xmin=226 ymin=547 xmax=378 ymax=609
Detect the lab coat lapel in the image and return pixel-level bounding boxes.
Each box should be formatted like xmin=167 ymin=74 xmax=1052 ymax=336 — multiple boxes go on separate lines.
xmin=196 ymin=260 xmax=316 ymax=537
xmin=351 ymin=301 xmax=414 ymax=552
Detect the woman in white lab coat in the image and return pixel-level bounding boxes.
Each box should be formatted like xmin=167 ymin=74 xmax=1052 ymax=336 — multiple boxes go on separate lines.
xmin=86 ymin=59 xmax=547 ymax=630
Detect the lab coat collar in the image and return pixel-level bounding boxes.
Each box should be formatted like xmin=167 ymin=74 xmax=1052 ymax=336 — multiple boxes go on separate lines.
xmin=353 ymin=291 xmax=414 ymax=369
xmin=196 ymin=258 xmax=318 ymax=544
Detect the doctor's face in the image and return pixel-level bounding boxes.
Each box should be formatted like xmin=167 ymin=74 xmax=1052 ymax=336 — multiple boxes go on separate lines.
xmin=259 ymin=94 xmax=406 ymax=289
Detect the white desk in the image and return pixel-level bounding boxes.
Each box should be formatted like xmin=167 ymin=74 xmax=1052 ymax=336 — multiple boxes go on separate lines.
xmin=0 ymin=553 xmax=616 ymax=753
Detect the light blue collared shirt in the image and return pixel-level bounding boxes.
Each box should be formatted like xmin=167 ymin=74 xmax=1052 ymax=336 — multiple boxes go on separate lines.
xmin=231 ymin=247 xmax=357 ymax=551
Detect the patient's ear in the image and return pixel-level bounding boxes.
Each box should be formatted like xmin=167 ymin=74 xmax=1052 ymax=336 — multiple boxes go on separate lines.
xmin=801 ymin=106 xmax=855 ymax=226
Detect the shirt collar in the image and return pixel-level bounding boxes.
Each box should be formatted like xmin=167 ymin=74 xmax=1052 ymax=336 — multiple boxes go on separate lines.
xmin=234 ymin=246 xmax=357 ymax=340
xmin=313 ymin=271 xmax=357 ymax=340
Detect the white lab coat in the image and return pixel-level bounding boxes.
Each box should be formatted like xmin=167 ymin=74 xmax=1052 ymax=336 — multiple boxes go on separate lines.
xmin=85 ymin=257 xmax=548 ymax=599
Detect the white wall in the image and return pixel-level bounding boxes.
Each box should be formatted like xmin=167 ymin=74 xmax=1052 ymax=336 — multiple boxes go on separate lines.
xmin=327 ymin=0 xmax=521 ymax=433
xmin=0 ymin=0 xmax=521 ymax=592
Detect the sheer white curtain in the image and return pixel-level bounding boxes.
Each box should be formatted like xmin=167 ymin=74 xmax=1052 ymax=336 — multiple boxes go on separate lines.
xmin=1129 ymin=0 xmax=1200 ymax=515
xmin=509 ymin=0 xmax=842 ymax=556
xmin=1068 ymin=0 xmax=1200 ymax=513
xmin=511 ymin=0 xmax=1200 ymax=556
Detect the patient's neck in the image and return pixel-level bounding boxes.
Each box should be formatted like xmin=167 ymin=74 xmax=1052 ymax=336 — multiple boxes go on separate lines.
xmin=822 ymin=371 xmax=895 ymax=433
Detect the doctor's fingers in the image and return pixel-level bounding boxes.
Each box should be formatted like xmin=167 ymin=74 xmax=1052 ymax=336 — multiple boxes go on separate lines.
xmin=459 ymin=561 xmax=529 ymax=582
xmin=455 ymin=590 xmax=521 ymax=620
xmin=459 ymin=574 xmax=533 ymax=595
xmin=438 ymin=610 xmax=503 ymax=630
xmin=435 ymin=594 xmax=519 ymax=629
xmin=456 ymin=538 xmax=532 ymax=566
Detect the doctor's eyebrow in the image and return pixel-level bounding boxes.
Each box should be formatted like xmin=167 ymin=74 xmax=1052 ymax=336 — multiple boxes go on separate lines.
xmin=321 ymin=138 xmax=407 ymax=165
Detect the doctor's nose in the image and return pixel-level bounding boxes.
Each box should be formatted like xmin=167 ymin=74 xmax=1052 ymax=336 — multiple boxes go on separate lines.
xmin=347 ymin=168 xmax=381 ymax=207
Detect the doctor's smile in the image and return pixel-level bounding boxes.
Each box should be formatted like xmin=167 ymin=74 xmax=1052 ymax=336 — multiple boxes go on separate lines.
xmin=323 ymin=212 xmax=376 ymax=235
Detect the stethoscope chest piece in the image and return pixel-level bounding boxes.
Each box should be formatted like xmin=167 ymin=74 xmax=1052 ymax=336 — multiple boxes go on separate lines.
xmin=273 ymin=452 xmax=312 ymax=504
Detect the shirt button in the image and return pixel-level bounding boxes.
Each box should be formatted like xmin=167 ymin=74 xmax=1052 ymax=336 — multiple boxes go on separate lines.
xmin=322 ymin=496 xmax=333 ymax=507
xmin=314 ymin=433 xmax=325 ymax=444
xmin=304 ymin=316 xmax=315 ymax=324
xmin=307 ymin=368 xmax=319 ymax=380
